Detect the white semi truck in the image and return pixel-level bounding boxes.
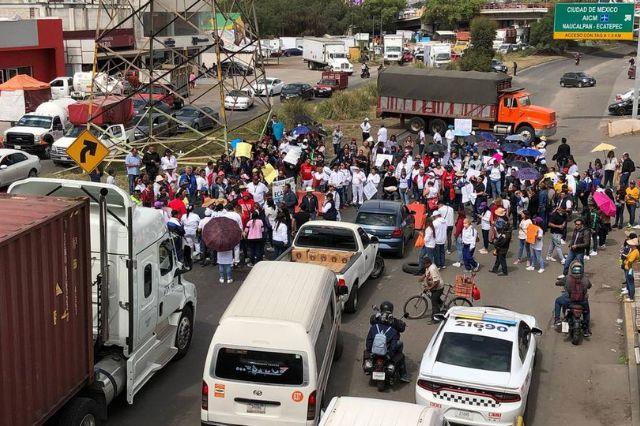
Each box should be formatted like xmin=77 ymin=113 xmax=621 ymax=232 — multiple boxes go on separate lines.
xmin=302 ymin=38 xmax=354 ymax=74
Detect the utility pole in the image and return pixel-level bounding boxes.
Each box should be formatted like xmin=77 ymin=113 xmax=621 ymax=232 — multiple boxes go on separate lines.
xmin=633 ymin=26 xmax=640 ymax=119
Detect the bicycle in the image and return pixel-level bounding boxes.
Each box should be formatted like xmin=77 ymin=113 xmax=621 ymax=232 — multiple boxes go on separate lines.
xmin=403 ymin=283 xmax=473 ymax=319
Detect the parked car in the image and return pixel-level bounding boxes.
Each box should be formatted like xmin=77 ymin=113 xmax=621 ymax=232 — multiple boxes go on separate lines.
xmin=280 ymin=83 xmax=314 ymax=101
xmin=560 ymin=72 xmax=596 ymax=88
xmin=133 ymin=97 xmax=172 ymax=115
xmin=355 ymin=200 xmax=414 ymax=257
xmin=174 ymin=106 xmax=219 ymax=132
xmin=497 ymin=43 xmax=515 ymax=54
xmin=214 ymin=61 xmax=254 ymax=77
xmin=139 ymin=84 xmax=185 ymax=109
xmin=223 ymin=89 xmax=255 ymax=110
xmin=252 ymin=77 xmax=285 ymax=96
xmin=491 ymin=58 xmax=508 ymax=73
xmin=615 ymin=89 xmax=635 ymax=102
xmin=608 ymin=98 xmax=639 ymax=116
xmin=131 ymin=112 xmax=178 ymax=140
xmin=0 ymin=148 xmax=40 ymax=187
xmin=282 ymin=47 xmax=303 ymax=56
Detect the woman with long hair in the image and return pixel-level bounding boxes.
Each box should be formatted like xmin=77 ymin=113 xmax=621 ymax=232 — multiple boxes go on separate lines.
xmin=604 ymin=150 xmax=618 ymax=188
xmin=272 ymin=211 xmax=290 ymax=258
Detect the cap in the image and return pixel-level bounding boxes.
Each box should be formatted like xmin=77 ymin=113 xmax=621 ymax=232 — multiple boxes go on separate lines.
xmin=448 ymin=124 xmax=454 ymax=129
xmin=540 ymin=136 xmax=547 ymax=141
xmin=431 ymin=210 xmax=441 ymax=217
xmin=202 ymin=198 xmax=216 ymax=208
xmin=155 ymin=175 xmax=164 ymax=183
xmin=364 ymin=117 xmax=369 ymax=121
xmin=306 ymin=186 xmax=313 ymax=192
xmin=627 ymin=238 xmax=639 ymax=246
xmin=537 ymin=142 xmax=546 ymax=148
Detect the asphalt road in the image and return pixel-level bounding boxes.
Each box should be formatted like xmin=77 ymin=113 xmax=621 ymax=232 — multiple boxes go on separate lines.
xmin=108 ymin=47 xmax=637 ymax=426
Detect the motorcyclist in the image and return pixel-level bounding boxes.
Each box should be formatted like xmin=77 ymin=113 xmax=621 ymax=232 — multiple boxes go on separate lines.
xmin=575 ymin=52 xmax=581 ymax=65
xmin=364 ymin=301 xmax=410 ymax=383
xmin=554 ymin=262 xmax=591 ymax=337
xmin=360 ymin=62 xmax=370 ymax=78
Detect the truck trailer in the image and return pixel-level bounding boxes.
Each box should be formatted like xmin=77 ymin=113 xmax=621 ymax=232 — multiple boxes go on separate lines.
xmin=302 ymin=38 xmax=354 ymax=74
xmin=383 ymin=34 xmax=404 ymax=64
xmin=377 ymin=67 xmax=556 ymax=143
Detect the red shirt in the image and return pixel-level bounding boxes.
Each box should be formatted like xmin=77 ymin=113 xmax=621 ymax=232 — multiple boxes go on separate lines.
xmin=300 ymin=163 xmax=314 ymax=181
xmin=238 ymin=198 xmax=255 ymax=226
xmin=167 ymin=198 xmax=187 ymax=219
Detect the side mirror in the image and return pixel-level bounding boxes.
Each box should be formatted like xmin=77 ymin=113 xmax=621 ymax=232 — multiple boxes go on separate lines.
xmin=531 ymin=327 xmax=543 ymax=336
xmin=370 ymin=236 xmax=379 ymax=244
xmin=0 ymin=164 xmax=7 ymax=170
xmin=433 ymin=313 xmax=446 ymax=323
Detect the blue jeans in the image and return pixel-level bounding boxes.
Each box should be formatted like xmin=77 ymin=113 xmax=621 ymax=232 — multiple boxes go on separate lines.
xmin=273 ymin=241 xmax=288 ymax=258
xmin=517 ymin=239 xmax=530 ymax=261
xmin=434 ymin=244 xmax=445 ymax=268
xmin=621 ymin=172 xmax=631 ymax=187
xmin=490 ymin=179 xmax=501 ymax=198
xmin=626 ymin=269 xmax=636 ymax=299
xmin=546 ymin=233 xmax=565 ymax=260
xmin=418 ymin=246 xmax=435 ymax=271
xmin=462 ymin=244 xmax=478 ymax=271
xmin=530 ymin=248 xmax=544 ymax=269
xmin=456 ymin=236 xmax=464 ymax=263
xmin=628 ymin=204 xmax=637 ymax=226
xmin=400 ymin=188 xmax=410 ymax=205
xmin=218 ymin=263 xmax=232 ymax=281
xmin=562 ymin=250 xmax=585 ymax=276
xmin=128 ymin=174 xmax=138 ymax=194
xmin=554 ymin=294 xmax=590 ymax=325
xmin=616 ymin=205 xmax=625 ymax=228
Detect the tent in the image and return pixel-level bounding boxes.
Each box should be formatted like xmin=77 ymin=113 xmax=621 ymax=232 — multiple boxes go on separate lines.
xmin=0 ymin=74 xmax=51 ymax=122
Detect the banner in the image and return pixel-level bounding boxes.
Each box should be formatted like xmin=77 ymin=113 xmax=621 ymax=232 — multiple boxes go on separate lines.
xmin=262 ymin=163 xmax=278 ymax=185
xmin=374 ymin=154 xmax=393 ymax=167
xmin=236 ymin=142 xmax=252 ymax=158
xmin=284 ymin=146 xmax=302 ymax=165
xmin=272 ymin=177 xmax=295 ymax=204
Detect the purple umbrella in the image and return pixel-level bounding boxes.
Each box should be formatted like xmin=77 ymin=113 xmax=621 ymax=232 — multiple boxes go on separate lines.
xmin=477 ymin=140 xmax=499 ymax=150
xmin=502 ymin=143 xmax=522 ymax=154
xmin=202 ymin=217 xmax=242 ymax=252
xmin=516 ymin=168 xmax=541 ymax=180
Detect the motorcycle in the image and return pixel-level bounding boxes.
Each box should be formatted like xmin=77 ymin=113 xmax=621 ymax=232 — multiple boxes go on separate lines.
xmin=362 ymin=305 xmax=403 ymax=392
xmin=361 ymin=67 xmax=370 ymax=78
xmin=575 ymin=53 xmax=581 ymax=66
xmin=555 ymin=278 xmax=587 ymax=345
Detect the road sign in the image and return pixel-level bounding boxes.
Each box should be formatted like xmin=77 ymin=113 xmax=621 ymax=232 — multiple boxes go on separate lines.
xmin=66 ymin=129 xmax=109 ymax=173
xmin=554 ymin=3 xmax=635 ymax=40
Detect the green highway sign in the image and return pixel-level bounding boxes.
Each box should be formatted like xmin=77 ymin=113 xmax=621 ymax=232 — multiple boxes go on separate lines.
xmin=554 ymin=2 xmax=635 ymax=40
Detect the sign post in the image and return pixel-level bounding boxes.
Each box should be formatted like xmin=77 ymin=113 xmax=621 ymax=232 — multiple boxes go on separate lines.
xmin=66 ymin=129 xmax=109 ymax=173
xmin=553 ymin=3 xmax=635 ymax=40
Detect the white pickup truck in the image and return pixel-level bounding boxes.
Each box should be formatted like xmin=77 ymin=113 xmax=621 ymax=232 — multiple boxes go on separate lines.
xmin=51 ymin=124 xmax=135 ymax=166
xmin=277 ymin=221 xmax=384 ymax=313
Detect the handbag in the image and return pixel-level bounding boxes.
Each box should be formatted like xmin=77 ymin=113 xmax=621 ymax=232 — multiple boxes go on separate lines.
xmin=414 ymin=231 xmax=425 ymax=248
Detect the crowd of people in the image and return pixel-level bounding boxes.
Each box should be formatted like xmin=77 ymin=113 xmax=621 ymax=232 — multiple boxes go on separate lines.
xmin=98 ymin=114 xmax=639 ymax=295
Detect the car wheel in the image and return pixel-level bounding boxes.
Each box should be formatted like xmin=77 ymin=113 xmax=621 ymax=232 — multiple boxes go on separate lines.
xmin=344 ymin=283 xmax=358 ymax=313
xmin=370 ymin=255 xmax=385 ymax=279
xmin=430 ymin=118 xmax=447 ymax=135
xmin=577 ymin=82 xmax=583 ymax=88
xmin=59 ymin=398 xmax=101 ymax=426
xmin=173 ymin=305 xmax=194 ymax=360
xmin=28 ymin=168 xmax=38 ymax=178
xmin=560 ymin=81 xmax=565 ymax=87
xmin=397 ymin=241 xmax=405 ymax=258
xmin=617 ymin=107 xmax=627 ymax=116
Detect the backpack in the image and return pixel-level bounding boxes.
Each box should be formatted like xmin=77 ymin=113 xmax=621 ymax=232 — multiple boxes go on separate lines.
xmin=526 ymin=224 xmax=540 ymax=245
xmin=568 ymin=276 xmax=585 ymax=303
xmin=324 ymin=201 xmax=338 ymax=221
xmin=371 ymin=325 xmax=390 ymax=356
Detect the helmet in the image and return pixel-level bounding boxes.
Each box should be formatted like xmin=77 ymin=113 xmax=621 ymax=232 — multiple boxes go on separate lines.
xmin=570 ymin=263 xmax=583 ymax=276
xmin=380 ymin=301 xmax=394 ymax=314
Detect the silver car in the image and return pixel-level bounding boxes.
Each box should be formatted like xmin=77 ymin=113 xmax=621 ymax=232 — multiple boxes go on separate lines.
xmin=0 ymin=148 xmax=41 ymax=187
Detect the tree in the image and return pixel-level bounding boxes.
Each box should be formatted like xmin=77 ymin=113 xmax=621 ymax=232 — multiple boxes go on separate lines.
xmin=459 ymin=17 xmax=496 ymax=72
xmin=363 ymin=0 xmax=407 ymax=33
xmin=422 ymin=0 xmax=483 ymax=31
xmin=529 ymin=7 xmax=573 ymax=53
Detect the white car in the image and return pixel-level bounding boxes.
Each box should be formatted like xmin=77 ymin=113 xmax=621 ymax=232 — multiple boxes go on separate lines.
xmin=415 ymin=306 xmax=542 ymax=426
xmin=0 ymin=149 xmax=41 ymax=187
xmin=223 ymin=89 xmax=254 ymax=110
xmin=252 ymin=77 xmax=285 ymax=96
xmin=616 ymin=89 xmax=635 ymax=102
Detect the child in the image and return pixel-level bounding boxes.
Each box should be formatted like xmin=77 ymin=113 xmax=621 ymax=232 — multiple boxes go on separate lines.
xmin=106 ymin=168 xmax=116 ymax=186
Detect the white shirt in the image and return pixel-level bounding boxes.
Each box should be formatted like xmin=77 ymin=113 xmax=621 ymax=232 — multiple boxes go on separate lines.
xmin=161 ymin=155 xmax=178 ymax=171
xmin=329 ymin=170 xmax=343 ymax=188
xmin=221 ymin=210 xmax=243 ymax=230
xmin=106 ymin=175 xmax=116 ymax=185
xmin=532 ymin=226 xmax=544 ymax=250
xmin=181 ymin=212 xmax=200 ymax=236
xmin=433 ymin=218 xmax=447 ymax=245
xmin=418 ymin=129 xmax=426 ymax=144
xmin=196 ymin=175 xmax=208 ymax=190
xmin=352 ymin=170 xmax=366 ymax=186
xmin=461 ymin=226 xmax=477 ymax=248
xmin=367 ymin=173 xmax=380 ymax=186
xmin=444 ymin=129 xmax=455 ymax=143
xmin=273 ymin=221 xmax=289 ymax=243
xmin=433 ymin=131 xmax=443 ymax=144
xmin=604 ymin=157 xmax=618 ymax=171
xmin=360 ymin=121 xmax=371 ymax=133
xmin=424 ymin=227 xmax=436 ymax=248
xmin=489 ymin=164 xmax=503 ymax=180
xmin=247 ymin=181 xmax=269 ymax=205
xmin=340 ymin=169 xmax=352 ymax=185
xmin=518 ymin=218 xmax=532 ymax=240
xmin=437 ymin=205 xmax=455 ymax=227
xmin=377 ymin=127 xmax=388 ymax=143
xmin=481 ymin=210 xmax=492 ymax=231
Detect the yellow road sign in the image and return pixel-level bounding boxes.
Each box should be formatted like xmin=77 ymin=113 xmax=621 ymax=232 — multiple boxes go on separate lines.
xmin=66 ymin=129 xmax=109 ymax=173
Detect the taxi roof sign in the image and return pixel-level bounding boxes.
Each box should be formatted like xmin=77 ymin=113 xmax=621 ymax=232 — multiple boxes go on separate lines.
xmin=66 ymin=129 xmax=109 ymax=173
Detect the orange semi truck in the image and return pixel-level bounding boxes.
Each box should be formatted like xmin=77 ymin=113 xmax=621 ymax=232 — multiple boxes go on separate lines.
xmin=377 ymin=68 xmax=556 ymax=144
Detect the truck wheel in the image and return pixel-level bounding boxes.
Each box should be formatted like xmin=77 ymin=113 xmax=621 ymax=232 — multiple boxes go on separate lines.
xmin=409 ymin=117 xmax=425 ymax=133
xmin=59 ymin=397 xmax=101 ymax=426
xmin=344 ymin=283 xmax=359 ymax=313
xmin=617 ymin=107 xmax=627 ymax=116
xmin=430 ymin=118 xmax=447 ymax=135
xmin=370 ymin=255 xmax=385 ymax=279
xmin=516 ymin=125 xmax=535 ymax=145
xmin=333 ymin=332 xmax=344 ymax=361
xmin=28 ymin=169 xmax=38 ymax=177
xmin=173 ymin=305 xmax=194 ymax=360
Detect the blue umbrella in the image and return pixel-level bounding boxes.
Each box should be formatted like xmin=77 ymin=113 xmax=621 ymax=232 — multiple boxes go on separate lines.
xmin=502 ymin=143 xmax=522 ymax=154
xmin=516 ymin=168 xmax=541 ymax=180
xmin=506 ymin=134 xmax=525 ymax=142
xmin=515 ymin=148 xmax=541 ymax=157
xmin=293 ymin=125 xmax=310 ymax=137
xmin=477 ymin=131 xmax=496 ymax=141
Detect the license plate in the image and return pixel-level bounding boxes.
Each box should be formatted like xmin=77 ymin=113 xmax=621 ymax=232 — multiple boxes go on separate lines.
xmin=14 ymin=145 xmax=21 ymax=149
xmin=456 ymin=410 xmax=471 ymax=419
xmin=562 ymin=322 xmax=569 ymax=333
xmin=246 ymin=403 xmax=266 ymax=414
xmin=372 ymin=372 xmax=386 ymax=380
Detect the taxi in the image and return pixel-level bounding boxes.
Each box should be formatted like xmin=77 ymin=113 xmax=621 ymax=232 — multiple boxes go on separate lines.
xmin=415 ymin=306 xmax=542 ymax=425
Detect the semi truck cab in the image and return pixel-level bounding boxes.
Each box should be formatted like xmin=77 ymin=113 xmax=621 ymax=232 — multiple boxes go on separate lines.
xmin=497 ymin=90 xmax=556 ymax=141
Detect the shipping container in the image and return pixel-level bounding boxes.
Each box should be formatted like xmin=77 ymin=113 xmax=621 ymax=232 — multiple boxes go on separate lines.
xmin=0 ymin=194 xmax=92 ymax=426
xmin=68 ymin=95 xmax=134 ymax=126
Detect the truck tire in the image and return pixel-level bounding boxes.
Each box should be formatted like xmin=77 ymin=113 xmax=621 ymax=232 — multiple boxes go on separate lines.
xmin=344 ymin=283 xmax=359 ymax=313
xmin=370 ymin=255 xmax=385 ymax=279
xmin=430 ymin=118 xmax=447 ymax=135
xmin=409 ymin=117 xmax=425 ymax=133
xmin=58 ymin=397 xmax=101 ymax=426
xmin=402 ymin=262 xmax=422 ymax=275
xmin=516 ymin=125 xmax=535 ymax=145
xmin=173 ymin=305 xmax=194 ymax=360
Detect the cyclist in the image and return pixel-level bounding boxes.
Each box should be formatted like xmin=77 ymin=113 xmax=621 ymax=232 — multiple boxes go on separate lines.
xmin=421 ymin=257 xmax=444 ymax=322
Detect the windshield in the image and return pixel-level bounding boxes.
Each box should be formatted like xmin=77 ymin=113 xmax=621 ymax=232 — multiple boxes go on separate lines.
xmin=177 ymin=108 xmax=199 ymax=117
xmin=142 ymin=86 xmax=167 ymax=95
xmin=295 ymin=226 xmax=357 ymax=251
xmin=330 ymin=53 xmax=346 ymax=59
xmin=518 ymin=96 xmax=531 ymax=107
xmin=16 ymin=115 xmax=52 ymax=128
xmin=436 ymin=53 xmax=451 ymax=61
xmin=214 ymin=347 xmax=305 ymax=385
xmin=386 ymin=46 xmax=402 ymax=52
xmin=436 ymin=332 xmax=512 ymax=372
xmin=318 ymin=79 xmax=337 ymax=86
xmin=64 ymin=126 xmax=98 ymax=138
xmin=283 ymin=84 xmax=302 ymax=92
xmin=356 ymin=212 xmax=396 ymax=227
xmin=228 ymin=90 xmax=249 ymax=97
xmin=257 ymin=79 xmax=274 ymax=85
xmin=576 ymin=72 xmax=588 ymax=78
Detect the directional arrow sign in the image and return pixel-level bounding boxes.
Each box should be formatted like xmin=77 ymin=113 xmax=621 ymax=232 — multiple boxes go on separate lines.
xmin=66 ymin=129 xmax=109 ymax=173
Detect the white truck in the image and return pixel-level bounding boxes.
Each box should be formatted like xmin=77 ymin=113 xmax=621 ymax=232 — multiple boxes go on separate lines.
xmin=383 ymin=34 xmax=404 ymax=64
xmin=303 ymin=38 xmax=354 ymax=74
xmin=8 ymin=178 xmax=197 ymax=422
xmin=276 ymin=221 xmax=384 ymax=313
xmin=51 ymin=124 xmax=135 ymax=166
xmin=3 ymin=99 xmax=74 ymax=158
xmin=424 ymin=42 xmax=452 ymax=68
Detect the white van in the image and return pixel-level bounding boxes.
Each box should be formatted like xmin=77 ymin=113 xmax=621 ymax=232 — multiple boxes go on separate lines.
xmin=202 ymin=261 xmax=346 ymax=426
xmin=319 ymin=397 xmax=445 ymax=426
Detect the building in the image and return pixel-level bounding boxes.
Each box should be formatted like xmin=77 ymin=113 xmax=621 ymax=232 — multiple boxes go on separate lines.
xmin=0 ymin=17 xmax=65 ymax=83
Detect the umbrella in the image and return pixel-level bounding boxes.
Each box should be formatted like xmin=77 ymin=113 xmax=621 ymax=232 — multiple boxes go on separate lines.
xmin=516 ymin=168 xmax=541 ymax=180
xmin=202 ymin=217 xmax=242 ymax=252
xmin=294 ymin=114 xmax=313 ymax=125
xmin=509 ymin=159 xmax=535 ymax=169
xmin=593 ymin=191 xmax=616 ymax=217
xmin=463 ymin=134 xmax=476 ymax=143
xmin=591 ymin=142 xmax=616 ymax=153
xmin=292 ymin=125 xmax=310 ymax=137
xmin=424 ymin=143 xmax=446 ymax=154
xmin=502 ymin=143 xmax=522 ymax=154
xmin=515 ymin=148 xmax=542 ymax=157
xmin=506 ymin=134 xmax=525 ymax=142
xmin=477 ymin=131 xmax=496 ymax=141
xmin=477 ymin=140 xmax=499 ymax=150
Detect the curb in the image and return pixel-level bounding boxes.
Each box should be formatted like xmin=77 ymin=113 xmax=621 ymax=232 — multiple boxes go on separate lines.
xmin=623 ymin=300 xmax=640 ymax=426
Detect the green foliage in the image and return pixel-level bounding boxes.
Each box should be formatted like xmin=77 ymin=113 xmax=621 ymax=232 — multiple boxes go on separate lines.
xmin=459 ymin=17 xmax=496 ymax=72
xmin=316 ymin=83 xmax=378 ymax=120
xmin=363 ymin=0 xmax=408 ymax=31
xmin=529 ymin=6 xmax=574 ymax=53
xmin=422 ymin=0 xmax=483 ymax=30
xmin=278 ymin=98 xmax=316 ymax=128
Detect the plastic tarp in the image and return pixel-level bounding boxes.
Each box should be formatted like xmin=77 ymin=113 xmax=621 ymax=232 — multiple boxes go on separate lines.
xmin=0 ymin=75 xmax=51 ymax=121
xmin=68 ymin=96 xmax=133 ymax=126
xmin=0 ymin=90 xmax=25 ymax=121
xmin=378 ymin=67 xmax=512 ymax=105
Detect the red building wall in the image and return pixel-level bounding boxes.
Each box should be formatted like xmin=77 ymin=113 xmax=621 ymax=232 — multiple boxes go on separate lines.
xmin=0 ymin=18 xmax=65 ymax=82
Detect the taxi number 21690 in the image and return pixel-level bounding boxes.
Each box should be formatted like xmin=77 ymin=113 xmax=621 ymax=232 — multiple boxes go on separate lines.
xmin=454 ymin=320 xmax=508 ymax=332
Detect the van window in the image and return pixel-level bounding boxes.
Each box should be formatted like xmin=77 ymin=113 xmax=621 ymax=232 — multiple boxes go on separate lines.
xmin=314 ymin=300 xmax=334 ymax=369
xmin=143 ymin=264 xmax=152 ymax=298
xmin=214 ymin=348 xmax=305 ymax=385
xmin=159 ymin=239 xmax=174 ymax=275
xmin=295 ymin=226 xmax=357 ymax=251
